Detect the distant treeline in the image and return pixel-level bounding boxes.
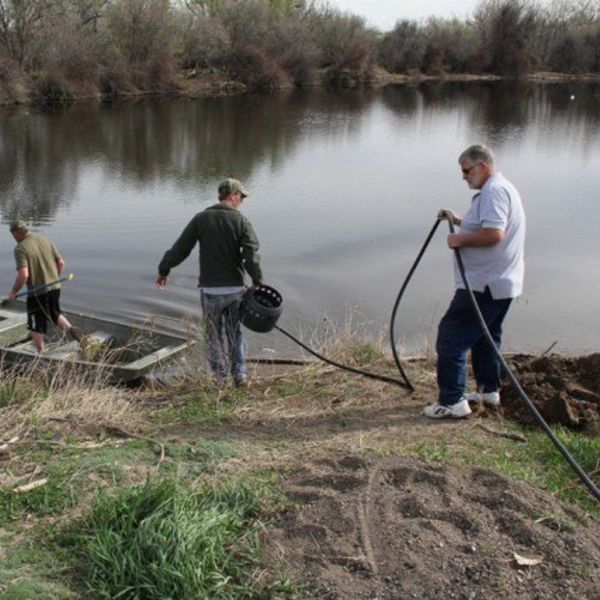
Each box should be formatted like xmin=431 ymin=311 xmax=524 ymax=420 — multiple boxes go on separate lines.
xmin=0 ymin=0 xmax=599 ymax=105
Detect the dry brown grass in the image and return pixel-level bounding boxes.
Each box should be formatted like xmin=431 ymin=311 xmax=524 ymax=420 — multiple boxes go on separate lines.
xmin=0 ymin=313 xmax=431 ymax=468
xmin=297 ymin=308 xmax=386 ymax=363
xmin=155 ymin=354 xmax=440 ymax=484
xmin=0 ymin=359 xmax=146 ymax=443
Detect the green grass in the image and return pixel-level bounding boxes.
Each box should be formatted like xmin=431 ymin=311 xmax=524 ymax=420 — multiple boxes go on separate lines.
xmin=349 ymin=342 xmax=383 ymax=367
xmin=0 ymin=581 xmax=73 ymax=599
xmin=0 ymin=437 xmax=275 ymax=598
xmin=57 ymin=476 xmax=293 ymax=599
xmin=0 ymin=377 xmax=44 ymax=409
xmin=501 ymin=426 xmax=600 ymax=515
xmin=152 ymin=389 xmax=243 ymax=426
xmin=160 ymin=438 xmax=240 ymax=479
xmin=165 ymin=438 xmax=239 ymax=463
xmin=0 ymin=535 xmax=76 ymax=599
xmin=400 ymin=439 xmax=452 ymax=463
xmin=0 ymin=442 xmax=150 ymax=526
xmin=397 ymin=424 xmax=600 ymax=519
xmin=271 ymin=379 xmax=315 ymax=398
xmin=0 ymin=434 xmax=242 ymax=526
xmin=0 ymin=473 xmax=75 ymax=526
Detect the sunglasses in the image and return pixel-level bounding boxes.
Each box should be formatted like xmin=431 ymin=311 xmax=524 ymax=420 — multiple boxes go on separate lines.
xmin=462 ymin=163 xmax=480 ymax=175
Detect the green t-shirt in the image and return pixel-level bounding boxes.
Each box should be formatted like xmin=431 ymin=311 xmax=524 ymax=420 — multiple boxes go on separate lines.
xmin=14 ymin=233 xmax=63 ymax=293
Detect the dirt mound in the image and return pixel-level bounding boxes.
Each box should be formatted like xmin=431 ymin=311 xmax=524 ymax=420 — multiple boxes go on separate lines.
xmin=500 ymin=354 xmax=600 ymax=432
xmin=265 ymin=455 xmax=600 ymax=599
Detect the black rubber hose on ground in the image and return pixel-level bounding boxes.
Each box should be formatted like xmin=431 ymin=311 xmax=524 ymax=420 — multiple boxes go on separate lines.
xmin=274 ymin=324 xmax=412 ymax=388
xmin=274 ymin=216 xmax=600 ymax=503
xmin=272 ymin=222 xmax=448 ymax=391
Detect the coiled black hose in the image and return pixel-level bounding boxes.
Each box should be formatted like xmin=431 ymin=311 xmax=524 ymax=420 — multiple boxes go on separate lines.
xmin=272 ymin=222 xmax=449 ymax=390
xmin=276 ymin=217 xmax=600 ymax=503
xmin=390 ymin=217 xmax=600 ymax=503
xmin=389 ymin=219 xmax=443 ymax=391
xmin=444 ymin=218 xmax=600 ymax=503
xmin=273 ymin=221 xmax=446 ymax=390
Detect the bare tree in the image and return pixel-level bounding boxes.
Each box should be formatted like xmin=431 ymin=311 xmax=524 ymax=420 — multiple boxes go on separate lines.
xmin=474 ymin=0 xmax=540 ymax=76
xmin=0 ymin=0 xmax=53 ymax=68
xmin=422 ymin=18 xmax=475 ymax=74
xmin=540 ymin=0 xmax=600 ymax=71
xmin=378 ymin=20 xmax=425 ymax=73
xmin=106 ymin=0 xmax=175 ymax=66
xmin=180 ymin=0 xmax=306 ymax=16
xmin=70 ymin=0 xmax=112 ymax=30
xmin=546 ymin=0 xmax=600 ymax=24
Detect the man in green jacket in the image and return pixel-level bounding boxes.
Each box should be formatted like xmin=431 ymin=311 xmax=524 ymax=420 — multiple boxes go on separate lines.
xmin=156 ymin=178 xmax=263 ymax=386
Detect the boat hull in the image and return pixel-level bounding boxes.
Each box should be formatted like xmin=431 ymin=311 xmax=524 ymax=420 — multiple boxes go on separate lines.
xmin=0 ymin=306 xmax=192 ymax=383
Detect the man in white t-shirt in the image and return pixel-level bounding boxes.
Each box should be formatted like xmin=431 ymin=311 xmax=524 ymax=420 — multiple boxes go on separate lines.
xmin=424 ymin=145 xmax=526 ymax=419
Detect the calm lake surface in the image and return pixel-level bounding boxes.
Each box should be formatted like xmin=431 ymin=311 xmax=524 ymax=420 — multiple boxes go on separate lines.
xmin=1 ymin=81 xmax=600 ymax=357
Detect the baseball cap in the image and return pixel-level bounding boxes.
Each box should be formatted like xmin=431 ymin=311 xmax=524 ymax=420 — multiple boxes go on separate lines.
xmin=9 ymin=219 xmax=28 ymax=233
xmin=218 ymin=178 xmax=249 ymax=198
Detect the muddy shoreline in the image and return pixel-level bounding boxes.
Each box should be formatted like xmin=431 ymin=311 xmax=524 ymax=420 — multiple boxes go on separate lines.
xmin=2 ymin=70 xmax=600 ymax=109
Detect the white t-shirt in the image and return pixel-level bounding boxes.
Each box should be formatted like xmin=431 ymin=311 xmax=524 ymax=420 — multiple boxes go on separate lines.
xmin=200 ymin=286 xmax=245 ymax=295
xmin=455 ymin=173 xmax=526 ymax=299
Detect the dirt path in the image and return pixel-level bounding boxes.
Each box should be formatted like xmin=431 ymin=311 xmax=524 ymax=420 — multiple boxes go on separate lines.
xmin=159 ymin=356 xmax=600 ymax=598
xmin=267 ymin=455 xmax=599 ymax=599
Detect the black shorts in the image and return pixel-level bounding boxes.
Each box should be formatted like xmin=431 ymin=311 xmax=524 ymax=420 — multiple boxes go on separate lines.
xmin=27 ymin=289 xmax=62 ymax=335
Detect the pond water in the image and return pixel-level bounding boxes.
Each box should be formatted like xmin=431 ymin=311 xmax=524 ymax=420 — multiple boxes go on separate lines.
xmin=1 ymin=81 xmax=600 ymax=357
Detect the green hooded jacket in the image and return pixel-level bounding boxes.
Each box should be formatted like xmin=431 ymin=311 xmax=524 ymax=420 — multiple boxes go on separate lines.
xmin=158 ymin=204 xmax=262 ymax=287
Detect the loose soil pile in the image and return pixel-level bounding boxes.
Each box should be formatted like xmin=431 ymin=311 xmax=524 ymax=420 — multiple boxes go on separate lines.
xmin=500 ymin=353 xmax=600 ymax=433
xmin=266 ymin=455 xmax=600 ymax=599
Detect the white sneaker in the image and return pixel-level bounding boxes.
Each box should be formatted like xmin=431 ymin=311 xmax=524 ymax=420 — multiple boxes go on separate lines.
xmin=464 ymin=391 xmax=500 ymax=407
xmin=423 ymin=398 xmax=472 ymax=419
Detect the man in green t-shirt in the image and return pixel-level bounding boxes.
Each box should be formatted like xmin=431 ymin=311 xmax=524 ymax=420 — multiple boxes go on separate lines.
xmin=7 ymin=220 xmax=82 ymax=352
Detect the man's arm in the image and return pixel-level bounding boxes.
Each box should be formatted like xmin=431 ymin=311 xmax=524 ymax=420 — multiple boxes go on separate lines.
xmin=8 ymin=267 xmax=28 ymax=301
xmin=50 ymin=242 xmax=64 ymax=277
xmin=156 ymin=216 xmax=199 ymax=288
xmin=447 ymin=228 xmax=505 ymax=248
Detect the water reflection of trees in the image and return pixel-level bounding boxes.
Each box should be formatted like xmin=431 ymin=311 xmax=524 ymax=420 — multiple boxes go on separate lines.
xmin=0 ymin=88 xmax=376 ymax=223
xmin=0 ymin=110 xmax=79 ymax=226
xmin=381 ymin=81 xmax=600 ymax=152
xmin=2 ymin=82 xmax=599 ymax=224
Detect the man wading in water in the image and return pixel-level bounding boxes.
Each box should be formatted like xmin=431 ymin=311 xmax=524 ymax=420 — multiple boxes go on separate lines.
xmin=7 ymin=220 xmax=84 ymax=353
xmin=156 ymin=178 xmax=263 ymax=387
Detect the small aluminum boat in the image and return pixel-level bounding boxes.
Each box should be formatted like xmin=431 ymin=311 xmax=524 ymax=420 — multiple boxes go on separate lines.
xmin=0 ymin=305 xmax=191 ymax=383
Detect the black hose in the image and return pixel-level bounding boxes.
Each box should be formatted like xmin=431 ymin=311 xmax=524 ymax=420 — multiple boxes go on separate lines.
xmin=389 ymin=220 xmax=443 ymax=391
xmin=273 ymin=217 xmax=600 ymax=503
xmin=272 ymin=222 xmax=448 ymax=390
xmin=274 ymin=325 xmax=411 ymax=388
xmin=442 ymin=219 xmax=600 ymax=503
